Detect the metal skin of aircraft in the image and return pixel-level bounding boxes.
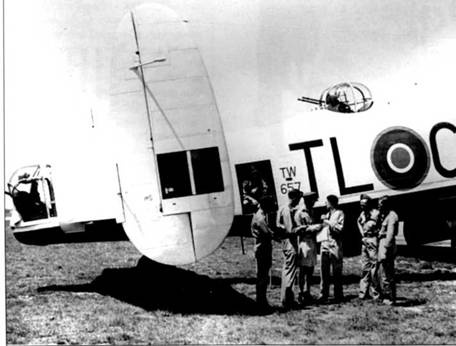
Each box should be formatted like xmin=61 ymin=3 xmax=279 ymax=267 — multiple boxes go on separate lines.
xmin=6 ymin=1 xmax=456 ymax=265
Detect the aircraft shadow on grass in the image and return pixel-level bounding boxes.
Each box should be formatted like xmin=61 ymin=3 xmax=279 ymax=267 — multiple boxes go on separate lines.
xmin=38 ymin=247 xmax=456 ymax=313
xmin=37 ymin=256 xmax=261 ymax=315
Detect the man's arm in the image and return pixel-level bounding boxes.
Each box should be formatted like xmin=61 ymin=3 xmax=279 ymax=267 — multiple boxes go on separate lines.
xmin=251 ymin=214 xmax=260 ymax=238
xmin=293 ymin=209 xmax=310 ymax=234
xmin=276 ymin=208 xmax=285 ymax=230
xmin=252 ymin=213 xmax=274 ymax=238
xmin=357 ymin=214 xmax=364 ymax=236
xmin=307 ymin=223 xmax=322 ymax=233
xmin=363 ymin=220 xmax=377 ymax=233
xmin=364 ymin=209 xmax=380 ymax=233
xmin=383 ymin=213 xmax=399 ymax=247
xmin=275 ymin=208 xmax=288 ymax=239
xmin=326 ymin=210 xmax=344 ymax=234
xmin=251 ymin=223 xmax=259 ymax=238
xmin=252 ymin=221 xmax=273 ymax=239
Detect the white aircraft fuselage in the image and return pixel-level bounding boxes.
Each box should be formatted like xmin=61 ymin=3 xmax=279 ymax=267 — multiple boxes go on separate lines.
xmin=6 ymin=0 xmax=456 ymax=263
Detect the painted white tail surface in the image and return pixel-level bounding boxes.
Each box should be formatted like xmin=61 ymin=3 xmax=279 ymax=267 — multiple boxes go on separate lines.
xmin=109 ymin=4 xmax=234 ymax=265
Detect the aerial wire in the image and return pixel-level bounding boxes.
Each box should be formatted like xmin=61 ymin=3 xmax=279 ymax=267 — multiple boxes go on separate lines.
xmin=130 ymin=10 xmax=164 ymax=213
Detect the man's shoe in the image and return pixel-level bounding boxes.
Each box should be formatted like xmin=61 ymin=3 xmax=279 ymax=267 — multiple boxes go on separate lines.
xmin=304 ymin=292 xmax=314 ymax=301
xmin=316 ymin=295 xmax=328 ymax=304
xmin=298 ymin=293 xmax=314 ymax=306
xmin=372 ymin=294 xmax=382 ymax=301
xmin=258 ymin=304 xmax=273 ymax=314
xmin=281 ymin=300 xmax=296 ymax=311
xmin=334 ymin=295 xmax=344 ymax=303
xmin=382 ymin=299 xmax=394 ymax=306
xmin=359 ymin=293 xmax=371 ymax=300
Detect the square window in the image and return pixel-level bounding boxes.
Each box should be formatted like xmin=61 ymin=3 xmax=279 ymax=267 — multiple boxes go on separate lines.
xmin=157 ymin=151 xmax=192 ymax=199
xmin=191 ymin=147 xmax=224 ymax=195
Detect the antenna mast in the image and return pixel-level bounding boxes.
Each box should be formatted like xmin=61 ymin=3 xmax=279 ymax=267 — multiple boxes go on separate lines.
xmin=130 ymin=11 xmax=163 ymax=212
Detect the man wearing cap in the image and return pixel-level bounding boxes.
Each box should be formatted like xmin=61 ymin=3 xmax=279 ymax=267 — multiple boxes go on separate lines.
xmin=251 ymin=195 xmax=276 ymax=309
xmin=276 ymin=189 xmax=303 ymax=309
xmin=357 ymin=193 xmax=381 ymax=300
xmin=318 ymin=194 xmax=345 ymax=303
xmin=378 ymin=195 xmax=399 ymax=305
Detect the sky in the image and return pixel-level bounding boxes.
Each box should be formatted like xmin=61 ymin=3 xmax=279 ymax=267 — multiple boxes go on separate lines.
xmin=4 ymin=0 xmax=456 ymax=180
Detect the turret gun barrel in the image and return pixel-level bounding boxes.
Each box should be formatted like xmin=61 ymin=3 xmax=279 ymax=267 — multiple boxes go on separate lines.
xmin=297 ymin=96 xmax=322 ymax=105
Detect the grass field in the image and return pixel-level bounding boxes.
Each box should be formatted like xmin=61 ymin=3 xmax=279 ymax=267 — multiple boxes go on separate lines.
xmin=5 ymin=226 xmax=456 ymax=344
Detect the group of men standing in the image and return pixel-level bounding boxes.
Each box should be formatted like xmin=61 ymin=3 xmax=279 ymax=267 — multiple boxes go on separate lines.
xmin=250 ymin=189 xmax=399 ymax=311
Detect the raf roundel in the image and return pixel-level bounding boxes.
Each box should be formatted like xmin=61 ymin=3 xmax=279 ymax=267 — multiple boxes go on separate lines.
xmin=371 ymin=127 xmax=430 ymax=190
xmin=386 ymin=143 xmax=415 ymax=174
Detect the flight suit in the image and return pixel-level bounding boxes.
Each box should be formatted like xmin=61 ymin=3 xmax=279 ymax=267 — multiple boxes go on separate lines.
xmin=378 ymin=210 xmax=399 ymax=303
xmin=358 ymin=208 xmax=381 ymax=299
xmin=295 ymin=207 xmax=320 ymax=300
xmin=251 ymin=208 xmax=274 ymax=306
xmin=319 ymin=209 xmax=345 ymax=299
xmin=277 ymin=204 xmax=300 ymax=307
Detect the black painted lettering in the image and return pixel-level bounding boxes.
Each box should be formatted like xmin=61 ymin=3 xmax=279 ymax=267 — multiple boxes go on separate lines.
xmin=330 ymin=137 xmax=374 ymax=195
xmin=289 ymin=166 xmax=297 ymax=177
xmin=289 ymin=140 xmax=323 ymax=197
xmin=430 ymin=122 xmax=456 ymax=178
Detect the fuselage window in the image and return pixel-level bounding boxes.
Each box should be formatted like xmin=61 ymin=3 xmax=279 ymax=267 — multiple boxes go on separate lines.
xmin=191 ymin=147 xmax=224 ymax=195
xmin=157 ymin=151 xmax=192 ymax=199
xmin=157 ymin=146 xmax=224 ymax=199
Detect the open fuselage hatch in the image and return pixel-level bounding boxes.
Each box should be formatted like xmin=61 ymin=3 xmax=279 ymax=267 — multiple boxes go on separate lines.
xmin=8 ymin=165 xmax=57 ymax=224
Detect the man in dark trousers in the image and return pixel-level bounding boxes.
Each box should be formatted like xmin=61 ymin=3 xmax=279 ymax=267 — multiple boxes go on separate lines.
xmin=378 ymin=195 xmax=399 ymax=305
xmin=251 ymin=195 xmax=276 ymax=309
xmin=357 ymin=194 xmax=381 ymax=300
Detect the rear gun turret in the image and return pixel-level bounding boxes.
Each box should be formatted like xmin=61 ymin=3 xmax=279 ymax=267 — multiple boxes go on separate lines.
xmin=298 ymin=82 xmax=374 ymax=113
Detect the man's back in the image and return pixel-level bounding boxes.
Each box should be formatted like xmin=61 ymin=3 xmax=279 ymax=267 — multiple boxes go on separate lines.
xmin=251 ymin=209 xmax=273 ymax=252
xmin=321 ymin=208 xmax=345 ymax=257
xmin=277 ymin=204 xmax=300 ymax=250
xmin=379 ymin=210 xmax=399 ymax=246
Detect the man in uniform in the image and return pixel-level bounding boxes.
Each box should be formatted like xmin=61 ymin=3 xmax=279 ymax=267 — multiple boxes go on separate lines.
xmin=378 ymin=195 xmax=399 ymax=305
xmin=276 ymin=189 xmax=303 ymax=309
xmin=251 ymin=195 xmax=276 ymax=309
xmin=357 ymin=193 xmax=381 ymax=300
xmin=318 ymin=194 xmax=345 ymax=303
xmin=294 ymin=192 xmax=322 ymax=305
